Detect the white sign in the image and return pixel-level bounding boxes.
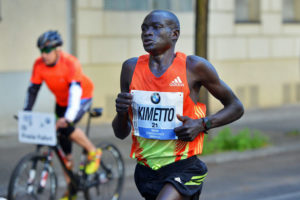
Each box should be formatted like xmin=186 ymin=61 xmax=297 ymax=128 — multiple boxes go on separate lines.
xmin=131 ymin=90 xmax=183 ymax=140
xmin=18 ymin=111 xmax=57 ymax=146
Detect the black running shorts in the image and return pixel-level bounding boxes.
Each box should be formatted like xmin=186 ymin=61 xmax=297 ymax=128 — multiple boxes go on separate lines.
xmin=134 ymin=156 xmax=208 ymax=200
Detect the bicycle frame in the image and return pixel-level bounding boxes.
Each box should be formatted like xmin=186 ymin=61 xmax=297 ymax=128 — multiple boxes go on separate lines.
xmin=33 ymin=107 xmax=104 ymax=194
xmin=10 ymin=107 xmax=124 ymax=200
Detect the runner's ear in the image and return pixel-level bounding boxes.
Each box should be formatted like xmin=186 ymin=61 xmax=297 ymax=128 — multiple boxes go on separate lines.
xmin=172 ymin=29 xmax=180 ymax=42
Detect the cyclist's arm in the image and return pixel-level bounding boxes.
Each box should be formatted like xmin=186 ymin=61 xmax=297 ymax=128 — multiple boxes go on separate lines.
xmin=25 ymin=60 xmax=43 ymax=111
xmin=64 ymin=82 xmax=82 ymax=122
xmin=63 ymin=58 xmax=84 ymax=123
xmin=24 ymin=83 xmax=41 ymax=111
xmin=112 ymin=57 xmax=137 ymax=139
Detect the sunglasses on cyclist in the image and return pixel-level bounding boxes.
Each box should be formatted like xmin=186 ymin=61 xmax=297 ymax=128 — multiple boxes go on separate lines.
xmin=40 ymin=47 xmax=56 ymax=54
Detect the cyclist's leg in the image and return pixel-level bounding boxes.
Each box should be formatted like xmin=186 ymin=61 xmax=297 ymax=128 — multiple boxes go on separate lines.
xmin=58 ymin=135 xmax=74 ymax=170
xmin=64 ymin=120 xmax=101 ymax=174
xmin=56 ymin=103 xmax=75 ymax=163
xmin=70 ymin=98 xmax=102 ymax=174
xmin=57 ymin=134 xmax=76 ymax=199
xmin=67 ymin=128 xmax=101 ymax=175
xmin=69 ymin=128 xmax=96 ymax=152
xmin=56 ymin=104 xmax=76 ymax=156
xmin=56 ymin=99 xmax=96 ymax=152
xmin=69 ymin=98 xmax=96 ymax=151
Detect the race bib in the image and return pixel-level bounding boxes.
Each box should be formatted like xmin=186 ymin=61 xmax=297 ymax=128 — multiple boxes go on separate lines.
xmin=18 ymin=111 xmax=57 ymax=146
xmin=131 ymin=90 xmax=183 ymax=140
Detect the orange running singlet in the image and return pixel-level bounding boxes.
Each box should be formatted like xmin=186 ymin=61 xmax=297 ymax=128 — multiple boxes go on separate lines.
xmin=129 ymin=52 xmax=206 ymax=170
xmin=30 ymin=51 xmax=94 ymax=106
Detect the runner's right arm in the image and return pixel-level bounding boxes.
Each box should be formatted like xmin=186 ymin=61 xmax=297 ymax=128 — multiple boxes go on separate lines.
xmin=112 ymin=57 xmax=137 ymax=139
xmin=24 ymin=83 xmax=41 ymax=111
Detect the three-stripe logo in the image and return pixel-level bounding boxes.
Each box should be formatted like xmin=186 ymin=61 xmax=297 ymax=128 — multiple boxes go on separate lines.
xmin=169 ymin=76 xmax=184 ymax=87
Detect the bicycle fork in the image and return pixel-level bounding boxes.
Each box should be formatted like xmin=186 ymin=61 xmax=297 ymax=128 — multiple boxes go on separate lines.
xmin=27 ymin=168 xmax=36 ymax=194
xmin=27 ymin=150 xmax=54 ymax=194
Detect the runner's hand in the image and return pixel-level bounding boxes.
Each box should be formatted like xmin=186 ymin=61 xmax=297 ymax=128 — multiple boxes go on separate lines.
xmin=174 ymin=114 xmax=204 ymax=141
xmin=115 ymin=92 xmax=133 ymax=114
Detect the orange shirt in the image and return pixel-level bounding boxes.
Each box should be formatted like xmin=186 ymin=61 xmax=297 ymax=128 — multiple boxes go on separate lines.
xmin=129 ymin=52 xmax=206 ymax=169
xmin=30 ymin=51 xmax=94 ymax=106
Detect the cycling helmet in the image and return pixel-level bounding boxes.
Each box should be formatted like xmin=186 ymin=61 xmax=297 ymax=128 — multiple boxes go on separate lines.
xmin=37 ymin=30 xmax=63 ymax=50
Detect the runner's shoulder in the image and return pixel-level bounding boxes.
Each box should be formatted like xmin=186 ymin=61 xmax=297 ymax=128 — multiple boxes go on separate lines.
xmin=122 ymin=57 xmax=138 ymax=75
xmin=186 ymin=55 xmax=220 ymax=85
xmin=123 ymin=57 xmax=138 ymax=68
xmin=186 ymin=55 xmax=210 ymax=69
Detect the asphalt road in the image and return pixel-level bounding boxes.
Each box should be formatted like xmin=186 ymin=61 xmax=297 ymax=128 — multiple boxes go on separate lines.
xmin=202 ymin=150 xmax=300 ymax=200
xmin=122 ymin=149 xmax=300 ymax=200
xmin=1 ymin=141 xmax=300 ymax=200
xmin=1 ymin=104 xmax=300 ymax=199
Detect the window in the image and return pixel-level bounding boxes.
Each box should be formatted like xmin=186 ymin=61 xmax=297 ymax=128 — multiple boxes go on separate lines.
xmin=169 ymin=0 xmax=194 ymax=12
xmin=104 ymin=0 xmax=193 ymax=12
xmin=104 ymin=0 xmax=148 ymax=11
xmin=282 ymin=0 xmax=300 ymax=23
xmin=235 ymin=0 xmax=260 ymax=23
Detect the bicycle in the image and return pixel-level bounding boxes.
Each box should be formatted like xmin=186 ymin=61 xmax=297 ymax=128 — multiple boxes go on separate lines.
xmin=7 ymin=108 xmax=125 ymax=200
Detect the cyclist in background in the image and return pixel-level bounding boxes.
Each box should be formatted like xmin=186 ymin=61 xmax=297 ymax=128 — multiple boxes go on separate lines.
xmin=24 ymin=30 xmax=102 ymax=200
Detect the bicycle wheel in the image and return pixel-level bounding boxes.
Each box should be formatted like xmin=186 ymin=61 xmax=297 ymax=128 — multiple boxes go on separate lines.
xmin=84 ymin=142 xmax=125 ymax=200
xmin=7 ymin=152 xmax=57 ymax=200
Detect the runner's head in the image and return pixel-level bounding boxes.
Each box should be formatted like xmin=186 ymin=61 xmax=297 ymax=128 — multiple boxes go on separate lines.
xmin=37 ymin=30 xmax=63 ymax=66
xmin=141 ymin=10 xmax=180 ymax=55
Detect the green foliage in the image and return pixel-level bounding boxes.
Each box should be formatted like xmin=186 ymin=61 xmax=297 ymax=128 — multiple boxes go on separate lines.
xmin=202 ymin=127 xmax=269 ymax=155
xmin=286 ymin=129 xmax=300 ymax=136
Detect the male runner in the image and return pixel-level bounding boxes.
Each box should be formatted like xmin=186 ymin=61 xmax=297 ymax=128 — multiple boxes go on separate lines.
xmin=112 ymin=10 xmax=244 ymax=200
xmin=24 ymin=30 xmax=102 ymax=200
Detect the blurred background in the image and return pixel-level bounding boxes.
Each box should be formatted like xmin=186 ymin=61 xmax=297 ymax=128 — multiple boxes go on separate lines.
xmin=1 ymin=0 xmax=300 ymax=134
xmin=1 ymin=0 xmax=300 ymax=199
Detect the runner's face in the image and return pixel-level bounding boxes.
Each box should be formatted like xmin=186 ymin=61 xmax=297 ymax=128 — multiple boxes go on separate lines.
xmin=41 ymin=49 xmax=58 ymax=66
xmin=141 ymin=13 xmax=174 ymax=55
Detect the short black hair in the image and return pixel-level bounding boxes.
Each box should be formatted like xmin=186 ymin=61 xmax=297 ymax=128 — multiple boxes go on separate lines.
xmin=148 ymin=10 xmax=180 ymax=32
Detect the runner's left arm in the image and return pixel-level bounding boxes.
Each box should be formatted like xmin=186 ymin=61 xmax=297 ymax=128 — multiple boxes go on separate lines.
xmin=175 ymin=56 xmax=244 ymax=141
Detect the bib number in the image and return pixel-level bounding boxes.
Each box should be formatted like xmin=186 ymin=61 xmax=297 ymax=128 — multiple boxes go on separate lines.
xmin=131 ymin=90 xmax=183 ymax=140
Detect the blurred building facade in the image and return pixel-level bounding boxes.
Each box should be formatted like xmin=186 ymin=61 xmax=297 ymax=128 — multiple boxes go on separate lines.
xmin=0 ymin=0 xmax=300 ymax=134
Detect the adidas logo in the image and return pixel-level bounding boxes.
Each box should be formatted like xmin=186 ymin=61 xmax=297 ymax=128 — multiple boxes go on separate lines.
xmin=174 ymin=177 xmax=182 ymax=183
xmin=169 ymin=76 xmax=184 ymax=87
